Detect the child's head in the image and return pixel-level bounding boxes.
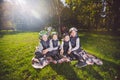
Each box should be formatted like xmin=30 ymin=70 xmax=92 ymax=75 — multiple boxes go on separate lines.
xmin=70 ymin=30 xmax=77 ymax=37
xmin=64 ymin=35 xmax=70 ymax=42
xmin=52 ymin=34 xmax=58 ymax=40
xmin=51 ymin=32 xmax=58 ymax=40
xmin=63 ymin=33 xmax=70 ymax=42
xmin=42 ymin=35 xmax=48 ymax=41
xmin=69 ymin=27 xmax=77 ymax=37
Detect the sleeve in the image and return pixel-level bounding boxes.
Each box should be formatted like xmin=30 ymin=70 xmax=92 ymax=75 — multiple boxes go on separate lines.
xmin=71 ymin=38 xmax=80 ymax=51
xmin=37 ymin=43 xmax=43 ymax=52
xmin=60 ymin=41 xmax=64 ymax=50
xmin=47 ymin=40 xmax=53 ymax=51
xmin=68 ymin=41 xmax=72 ymax=51
xmin=58 ymin=41 xmax=60 ymax=47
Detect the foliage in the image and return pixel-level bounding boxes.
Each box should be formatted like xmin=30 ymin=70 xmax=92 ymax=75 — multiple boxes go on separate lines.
xmin=65 ymin=0 xmax=120 ymax=31
xmin=0 ymin=0 xmax=119 ymax=32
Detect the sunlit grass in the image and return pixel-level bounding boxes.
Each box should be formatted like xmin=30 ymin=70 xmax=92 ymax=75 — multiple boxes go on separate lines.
xmin=0 ymin=31 xmax=120 ymax=80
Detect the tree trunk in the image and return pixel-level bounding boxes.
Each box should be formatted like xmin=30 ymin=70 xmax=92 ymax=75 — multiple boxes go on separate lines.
xmin=58 ymin=15 xmax=61 ymax=38
xmin=112 ymin=0 xmax=120 ymax=32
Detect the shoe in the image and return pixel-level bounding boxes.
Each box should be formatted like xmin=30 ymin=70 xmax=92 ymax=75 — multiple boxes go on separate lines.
xmin=39 ymin=58 xmax=45 ymax=65
xmin=32 ymin=58 xmax=39 ymax=64
xmin=75 ymin=62 xmax=87 ymax=68
xmin=66 ymin=58 xmax=71 ymax=62
xmin=92 ymin=58 xmax=103 ymax=65
xmin=58 ymin=59 xmax=63 ymax=64
xmin=86 ymin=58 xmax=94 ymax=65
xmin=52 ymin=60 xmax=57 ymax=64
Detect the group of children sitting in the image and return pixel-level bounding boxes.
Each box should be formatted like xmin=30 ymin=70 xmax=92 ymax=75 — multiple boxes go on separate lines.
xmin=33 ymin=27 xmax=103 ymax=68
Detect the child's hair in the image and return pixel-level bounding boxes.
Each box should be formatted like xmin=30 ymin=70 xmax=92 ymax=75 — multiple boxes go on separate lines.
xmin=63 ymin=33 xmax=69 ymax=38
xmin=50 ymin=32 xmax=58 ymax=38
xmin=51 ymin=34 xmax=58 ymax=39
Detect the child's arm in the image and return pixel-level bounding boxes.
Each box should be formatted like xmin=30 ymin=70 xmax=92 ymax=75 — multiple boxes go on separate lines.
xmin=47 ymin=40 xmax=60 ymax=51
xmin=71 ymin=38 xmax=80 ymax=51
xmin=36 ymin=43 xmax=43 ymax=53
xmin=47 ymin=40 xmax=53 ymax=51
xmin=60 ymin=41 xmax=64 ymax=55
xmin=68 ymin=42 xmax=72 ymax=54
xmin=43 ymin=40 xmax=53 ymax=54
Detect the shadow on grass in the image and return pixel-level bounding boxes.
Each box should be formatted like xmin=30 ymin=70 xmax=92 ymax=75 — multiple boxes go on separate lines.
xmin=81 ymin=66 xmax=104 ymax=80
xmin=82 ymin=58 xmax=120 ymax=80
xmin=100 ymin=59 xmax=120 ymax=80
xmin=0 ymin=60 xmax=16 ymax=80
xmin=49 ymin=58 xmax=120 ymax=80
xmin=50 ymin=62 xmax=81 ymax=80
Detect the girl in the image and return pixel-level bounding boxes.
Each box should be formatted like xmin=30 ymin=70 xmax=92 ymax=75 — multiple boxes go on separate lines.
xmin=35 ymin=34 xmax=51 ymax=59
xmin=60 ymin=33 xmax=72 ymax=57
xmin=35 ymin=30 xmax=54 ymax=64
xmin=69 ymin=27 xmax=87 ymax=68
xmin=59 ymin=33 xmax=72 ymax=63
xmin=49 ymin=32 xmax=61 ymax=61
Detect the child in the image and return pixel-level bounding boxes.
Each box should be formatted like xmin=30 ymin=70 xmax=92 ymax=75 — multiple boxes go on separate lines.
xmin=60 ymin=33 xmax=72 ymax=57
xmin=35 ymin=30 xmax=53 ymax=64
xmin=49 ymin=32 xmax=61 ymax=61
xmin=69 ymin=27 xmax=87 ymax=68
xmin=59 ymin=33 xmax=72 ymax=62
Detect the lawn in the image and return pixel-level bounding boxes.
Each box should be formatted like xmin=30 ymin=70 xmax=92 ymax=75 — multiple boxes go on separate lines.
xmin=0 ymin=31 xmax=120 ymax=80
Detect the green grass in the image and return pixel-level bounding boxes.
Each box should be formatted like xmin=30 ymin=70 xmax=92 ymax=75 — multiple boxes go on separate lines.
xmin=0 ymin=31 xmax=120 ymax=80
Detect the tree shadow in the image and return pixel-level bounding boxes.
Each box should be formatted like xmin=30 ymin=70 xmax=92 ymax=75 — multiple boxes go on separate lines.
xmin=100 ymin=59 xmax=120 ymax=80
xmin=33 ymin=58 xmax=120 ymax=80
xmin=82 ymin=66 xmax=104 ymax=80
xmin=82 ymin=58 xmax=120 ymax=80
xmin=50 ymin=62 xmax=81 ymax=80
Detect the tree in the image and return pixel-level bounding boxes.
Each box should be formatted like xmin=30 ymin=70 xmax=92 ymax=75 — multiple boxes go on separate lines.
xmin=65 ymin=0 xmax=120 ymax=32
xmin=0 ymin=1 xmax=16 ymax=30
xmin=112 ymin=0 xmax=120 ymax=32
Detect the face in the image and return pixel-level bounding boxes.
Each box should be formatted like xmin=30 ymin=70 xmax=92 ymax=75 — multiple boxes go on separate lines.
xmin=42 ymin=35 xmax=48 ymax=41
xmin=70 ymin=30 xmax=77 ymax=37
xmin=64 ymin=35 xmax=70 ymax=42
xmin=52 ymin=34 xmax=58 ymax=40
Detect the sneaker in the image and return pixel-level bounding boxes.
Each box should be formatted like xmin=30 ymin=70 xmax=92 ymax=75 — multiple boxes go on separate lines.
xmin=75 ymin=62 xmax=87 ymax=68
xmin=65 ymin=58 xmax=71 ymax=62
xmin=92 ymin=58 xmax=103 ymax=65
xmin=39 ymin=58 xmax=45 ymax=65
xmin=58 ymin=59 xmax=64 ymax=64
xmin=86 ymin=58 xmax=94 ymax=65
xmin=52 ymin=60 xmax=57 ymax=64
xmin=32 ymin=58 xmax=39 ymax=64
xmin=39 ymin=60 xmax=43 ymax=65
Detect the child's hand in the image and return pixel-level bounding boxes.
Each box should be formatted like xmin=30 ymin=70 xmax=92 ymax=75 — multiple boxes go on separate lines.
xmin=68 ymin=50 xmax=71 ymax=54
xmin=36 ymin=47 xmax=39 ymax=50
xmin=42 ymin=50 xmax=45 ymax=54
xmin=60 ymin=50 xmax=64 ymax=55
xmin=43 ymin=49 xmax=48 ymax=54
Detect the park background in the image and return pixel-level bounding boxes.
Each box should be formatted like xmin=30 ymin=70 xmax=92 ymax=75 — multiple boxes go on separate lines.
xmin=0 ymin=0 xmax=120 ymax=80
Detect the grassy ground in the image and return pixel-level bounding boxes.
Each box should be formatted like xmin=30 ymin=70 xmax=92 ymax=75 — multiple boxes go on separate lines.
xmin=0 ymin=31 xmax=120 ymax=80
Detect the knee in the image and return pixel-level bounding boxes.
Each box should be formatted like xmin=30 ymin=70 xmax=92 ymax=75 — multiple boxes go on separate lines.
xmin=35 ymin=51 xmax=41 ymax=55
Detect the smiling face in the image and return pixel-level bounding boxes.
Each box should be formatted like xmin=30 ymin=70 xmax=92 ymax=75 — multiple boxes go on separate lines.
xmin=52 ymin=34 xmax=58 ymax=40
xmin=64 ymin=35 xmax=70 ymax=42
xmin=70 ymin=30 xmax=77 ymax=37
xmin=42 ymin=35 xmax=48 ymax=41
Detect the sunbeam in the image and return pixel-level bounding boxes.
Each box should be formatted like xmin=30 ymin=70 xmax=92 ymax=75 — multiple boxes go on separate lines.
xmin=2 ymin=0 xmax=51 ymax=31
